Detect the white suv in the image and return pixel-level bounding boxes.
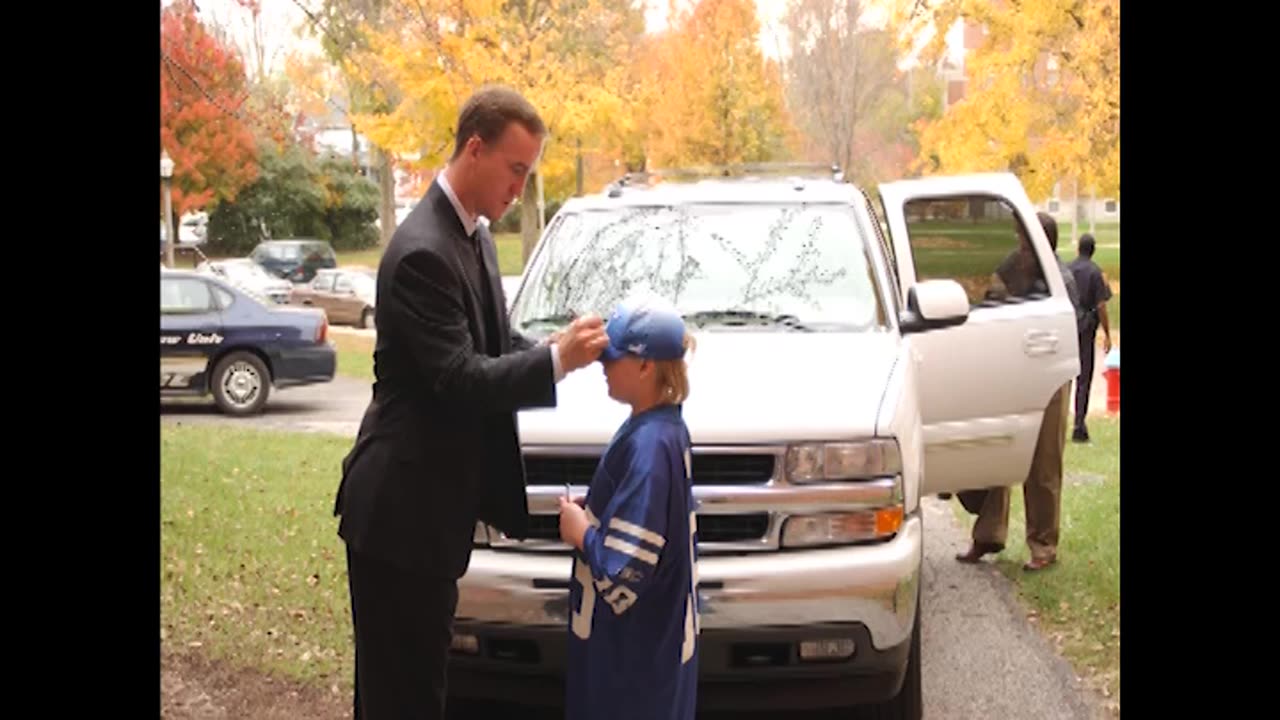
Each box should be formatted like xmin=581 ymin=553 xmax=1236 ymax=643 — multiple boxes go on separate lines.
xmin=450 ymin=167 xmax=1079 ymax=718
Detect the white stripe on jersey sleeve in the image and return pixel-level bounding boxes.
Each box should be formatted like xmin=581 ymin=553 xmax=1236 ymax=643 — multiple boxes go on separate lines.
xmin=584 ymin=506 xmax=602 ymax=528
xmin=609 ymin=517 xmax=667 ymax=549
xmin=603 ymin=535 xmax=659 ymax=565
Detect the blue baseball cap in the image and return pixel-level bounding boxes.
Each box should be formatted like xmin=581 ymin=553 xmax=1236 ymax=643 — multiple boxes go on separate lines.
xmin=600 ymin=295 xmax=688 ymax=363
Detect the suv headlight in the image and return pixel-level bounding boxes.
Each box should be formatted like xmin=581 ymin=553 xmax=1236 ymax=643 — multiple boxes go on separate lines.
xmin=780 ymin=468 xmax=906 ymax=547
xmin=785 ymin=439 xmax=902 ymax=483
xmin=781 ymin=508 xmax=904 ymax=547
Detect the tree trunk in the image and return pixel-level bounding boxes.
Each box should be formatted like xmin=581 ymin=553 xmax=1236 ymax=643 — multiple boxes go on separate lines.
xmin=969 ymin=197 xmax=985 ymax=223
xmin=520 ymin=169 xmax=540 ymax=268
xmin=379 ymin=146 xmax=395 ymax=246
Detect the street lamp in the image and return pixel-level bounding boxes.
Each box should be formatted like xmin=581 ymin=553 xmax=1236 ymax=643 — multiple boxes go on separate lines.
xmin=161 ymin=149 xmax=175 ymax=268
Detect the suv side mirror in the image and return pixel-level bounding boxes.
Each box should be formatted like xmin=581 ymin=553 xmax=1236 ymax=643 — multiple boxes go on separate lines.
xmin=900 ymin=279 xmax=969 ymax=334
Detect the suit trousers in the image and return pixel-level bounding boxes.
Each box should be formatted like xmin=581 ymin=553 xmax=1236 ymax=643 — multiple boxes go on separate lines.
xmin=347 ymin=544 xmax=459 ymax=720
xmin=972 ymin=382 xmax=1070 ymax=561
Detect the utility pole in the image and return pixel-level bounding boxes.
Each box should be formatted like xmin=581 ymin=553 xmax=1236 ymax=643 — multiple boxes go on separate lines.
xmin=161 ymin=149 xmax=176 ymax=268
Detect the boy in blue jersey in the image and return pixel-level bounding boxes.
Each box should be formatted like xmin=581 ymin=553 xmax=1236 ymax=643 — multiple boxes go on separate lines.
xmin=557 ymin=295 xmax=700 ymax=720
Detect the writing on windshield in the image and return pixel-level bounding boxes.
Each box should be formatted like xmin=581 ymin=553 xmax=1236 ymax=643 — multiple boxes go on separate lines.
xmin=511 ymin=203 xmax=886 ymax=333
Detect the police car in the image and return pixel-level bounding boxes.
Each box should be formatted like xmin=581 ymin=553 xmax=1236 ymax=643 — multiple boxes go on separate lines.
xmin=161 ymin=268 xmax=337 ymax=415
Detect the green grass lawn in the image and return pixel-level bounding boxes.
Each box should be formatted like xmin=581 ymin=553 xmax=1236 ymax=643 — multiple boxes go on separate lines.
xmin=331 ymin=333 xmax=373 ymax=381
xmin=160 ymin=424 xmax=354 ymax=688
xmin=330 ymin=247 xmax=383 ymax=269
xmin=337 ymin=232 xmax=524 ymax=276
xmin=951 ymin=414 xmax=1120 ymax=712
xmin=906 ymin=219 xmax=1021 ymax=296
xmin=907 ymin=219 xmax=1119 ymax=328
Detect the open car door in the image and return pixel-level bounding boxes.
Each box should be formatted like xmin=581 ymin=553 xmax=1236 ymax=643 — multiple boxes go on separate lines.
xmin=878 ymin=173 xmax=1079 ymax=496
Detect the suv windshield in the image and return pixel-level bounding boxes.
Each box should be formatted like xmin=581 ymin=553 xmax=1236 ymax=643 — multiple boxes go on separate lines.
xmin=511 ymin=202 xmax=887 ymax=336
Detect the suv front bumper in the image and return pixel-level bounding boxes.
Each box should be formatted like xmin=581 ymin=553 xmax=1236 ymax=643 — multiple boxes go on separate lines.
xmin=449 ymin=512 xmax=923 ymax=709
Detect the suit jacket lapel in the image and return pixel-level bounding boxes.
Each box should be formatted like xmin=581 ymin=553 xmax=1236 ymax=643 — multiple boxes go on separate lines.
xmin=476 ymin=224 xmax=511 ymax=353
xmin=428 ymin=181 xmax=490 ymax=352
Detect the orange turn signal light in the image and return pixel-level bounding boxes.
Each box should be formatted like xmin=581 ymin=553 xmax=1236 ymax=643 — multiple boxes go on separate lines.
xmin=875 ymin=506 xmax=904 ymax=536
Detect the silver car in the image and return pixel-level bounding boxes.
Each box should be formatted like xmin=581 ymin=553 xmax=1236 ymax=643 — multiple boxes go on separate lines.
xmin=196 ymin=259 xmax=293 ymax=305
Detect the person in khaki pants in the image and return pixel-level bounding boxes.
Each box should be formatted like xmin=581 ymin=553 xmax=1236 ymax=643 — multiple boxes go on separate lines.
xmin=957 ymin=380 xmax=1070 ymax=571
xmin=956 ymin=211 xmax=1078 ymax=572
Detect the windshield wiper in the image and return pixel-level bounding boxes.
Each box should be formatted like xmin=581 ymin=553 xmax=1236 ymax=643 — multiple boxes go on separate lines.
xmin=682 ymin=309 xmax=812 ymax=331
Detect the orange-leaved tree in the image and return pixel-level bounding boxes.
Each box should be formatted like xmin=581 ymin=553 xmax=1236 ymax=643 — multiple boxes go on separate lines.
xmin=160 ymin=0 xmax=259 ymax=219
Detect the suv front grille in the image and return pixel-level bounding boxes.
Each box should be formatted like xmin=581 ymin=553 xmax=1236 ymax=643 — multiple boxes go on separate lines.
xmin=524 ymin=453 xmax=775 ymax=486
xmin=524 ymin=512 xmax=769 ymax=543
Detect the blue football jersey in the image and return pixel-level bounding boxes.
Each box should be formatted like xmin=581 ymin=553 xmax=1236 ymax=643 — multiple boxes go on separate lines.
xmin=565 ymin=403 xmax=700 ymax=720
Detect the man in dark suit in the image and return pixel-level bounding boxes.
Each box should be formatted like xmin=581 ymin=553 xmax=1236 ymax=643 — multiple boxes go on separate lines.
xmin=333 ymin=85 xmax=609 ymax=719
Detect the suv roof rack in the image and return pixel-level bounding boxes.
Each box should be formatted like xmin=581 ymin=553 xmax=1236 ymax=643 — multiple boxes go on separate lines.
xmin=606 ymin=162 xmax=844 ymax=196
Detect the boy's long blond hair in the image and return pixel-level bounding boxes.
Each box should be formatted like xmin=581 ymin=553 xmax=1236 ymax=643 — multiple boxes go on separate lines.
xmin=653 ymin=333 xmax=697 ymax=405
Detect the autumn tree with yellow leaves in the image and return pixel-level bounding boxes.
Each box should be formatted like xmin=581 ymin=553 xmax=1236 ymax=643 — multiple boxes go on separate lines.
xmin=638 ymin=0 xmax=797 ymax=169
xmin=335 ymin=0 xmax=646 ymax=259
xmin=891 ymin=0 xmax=1119 ymax=201
xmin=309 ymin=0 xmax=797 ymax=260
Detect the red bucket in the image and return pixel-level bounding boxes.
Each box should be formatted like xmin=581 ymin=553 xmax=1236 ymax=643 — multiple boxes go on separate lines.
xmin=1103 ymin=367 xmax=1120 ymax=414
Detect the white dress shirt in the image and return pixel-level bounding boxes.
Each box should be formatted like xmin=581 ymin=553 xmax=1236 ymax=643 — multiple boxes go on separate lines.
xmin=437 ymin=171 xmax=479 ymax=238
xmin=436 ymin=170 xmax=564 ymax=382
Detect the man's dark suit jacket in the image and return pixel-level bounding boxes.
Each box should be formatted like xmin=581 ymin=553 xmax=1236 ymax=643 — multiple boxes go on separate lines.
xmin=334 ymin=179 xmax=556 ymax=579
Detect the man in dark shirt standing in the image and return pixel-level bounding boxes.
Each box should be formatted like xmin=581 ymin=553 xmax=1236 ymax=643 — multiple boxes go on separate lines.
xmin=1068 ymin=233 xmax=1113 ymax=442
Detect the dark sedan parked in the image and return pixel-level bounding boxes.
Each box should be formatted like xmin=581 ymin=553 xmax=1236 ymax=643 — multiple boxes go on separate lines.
xmin=249 ymin=239 xmax=338 ymax=284
xmin=161 ymin=268 xmax=336 ymax=415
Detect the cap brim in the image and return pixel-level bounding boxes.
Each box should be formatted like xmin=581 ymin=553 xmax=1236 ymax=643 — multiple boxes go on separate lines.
xmin=599 ymin=344 xmax=626 ymax=363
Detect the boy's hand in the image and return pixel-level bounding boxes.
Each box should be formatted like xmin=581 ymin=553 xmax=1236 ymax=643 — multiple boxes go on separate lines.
xmin=558 ymin=496 xmax=589 ymax=551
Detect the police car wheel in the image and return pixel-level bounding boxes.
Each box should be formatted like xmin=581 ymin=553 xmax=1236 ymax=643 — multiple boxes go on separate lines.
xmin=211 ymin=351 xmax=271 ymax=416
xmin=360 ymin=308 xmax=375 ymax=330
